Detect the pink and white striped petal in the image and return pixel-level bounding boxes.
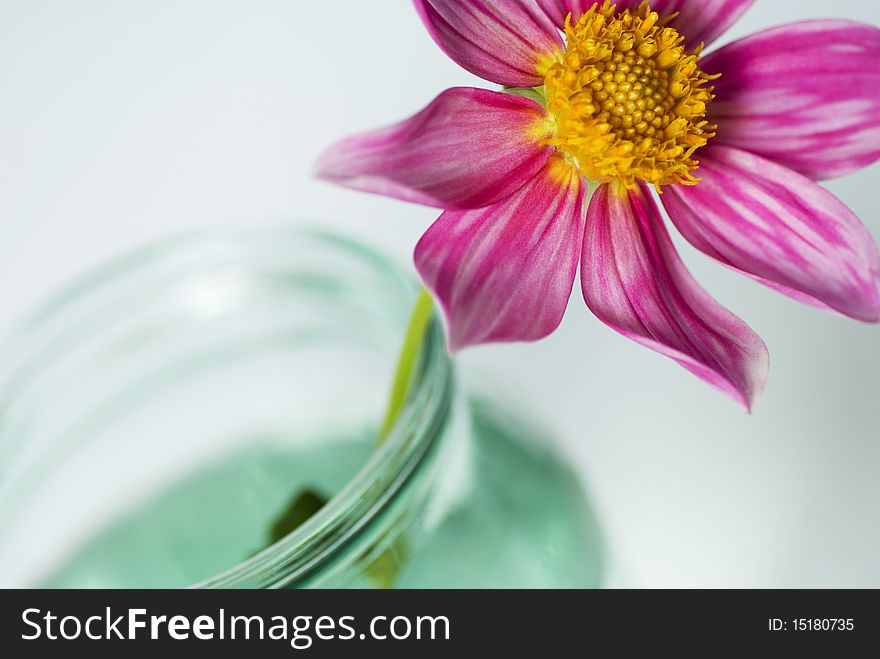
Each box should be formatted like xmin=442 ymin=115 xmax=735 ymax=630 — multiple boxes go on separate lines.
xmin=582 ymin=182 xmax=769 ymax=411
xmin=663 ymin=145 xmax=880 ymax=322
xmin=315 ymin=87 xmax=553 ymax=210
xmin=414 ymin=0 xmax=563 ymax=87
xmin=705 ymin=20 xmax=880 ymax=180
xmin=538 ymin=0 xmax=753 ymax=48
xmin=536 ymin=0 xmax=597 ymax=26
xmin=415 ymin=157 xmax=586 ymax=350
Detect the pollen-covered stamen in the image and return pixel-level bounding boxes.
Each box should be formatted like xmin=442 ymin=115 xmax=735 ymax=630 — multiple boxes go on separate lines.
xmin=543 ymin=1 xmax=718 ymax=188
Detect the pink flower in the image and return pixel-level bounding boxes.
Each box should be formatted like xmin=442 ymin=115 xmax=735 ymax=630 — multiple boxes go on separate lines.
xmin=316 ymin=0 xmax=880 ymax=411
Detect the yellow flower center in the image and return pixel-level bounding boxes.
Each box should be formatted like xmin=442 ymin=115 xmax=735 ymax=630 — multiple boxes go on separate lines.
xmin=543 ymin=1 xmax=717 ymax=189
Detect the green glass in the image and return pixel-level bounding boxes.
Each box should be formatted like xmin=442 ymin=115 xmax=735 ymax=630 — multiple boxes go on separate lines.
xmin=0 ymin=228 xmax=602 ymax=588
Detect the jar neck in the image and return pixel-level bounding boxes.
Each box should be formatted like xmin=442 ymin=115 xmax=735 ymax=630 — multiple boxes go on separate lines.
xmin=0 ymin=227 xmax=458 ymax=589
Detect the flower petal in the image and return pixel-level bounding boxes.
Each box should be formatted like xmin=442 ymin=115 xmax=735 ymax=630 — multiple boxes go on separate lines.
xmin=535 ymin=0 xmax=595 ymax=26
xmin=415 ymin=157 xmax=585 ymax=350
xmin=537 ymin=0 xmax=752 ymax=48
xmin=582 ymin=181 xmax=769 ymax=411
xmin=704 ymin=20 xmax=880 ymax=180
xmin=663 ymin=145 xmax=880 ymax=322
xmin=650 ymin=0 xmax=754 ymax=48
xmin=315 ymin=87 xmax=553 ymax=210
xmin=414 ymin=0 xmax=563 ymax=87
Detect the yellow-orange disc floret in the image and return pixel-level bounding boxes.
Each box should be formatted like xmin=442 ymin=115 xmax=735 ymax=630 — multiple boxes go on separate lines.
xmin=543 ymin=1 xmax=718 ymax=189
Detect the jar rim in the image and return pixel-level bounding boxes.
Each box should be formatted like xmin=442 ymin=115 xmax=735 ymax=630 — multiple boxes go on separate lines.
xmin=0 ymin=226 xmax=454 ymax=588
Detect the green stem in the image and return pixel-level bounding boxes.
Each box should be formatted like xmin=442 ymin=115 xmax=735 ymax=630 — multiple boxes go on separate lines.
xmin=262 ymin=287 xmax=434 ymax=588
xmin=377 ymin=287 xmax=435 ymax=446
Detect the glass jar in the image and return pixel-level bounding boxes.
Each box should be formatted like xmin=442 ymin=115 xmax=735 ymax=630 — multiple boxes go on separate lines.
xmin=0 ymin=228 xmax=602 ymax=588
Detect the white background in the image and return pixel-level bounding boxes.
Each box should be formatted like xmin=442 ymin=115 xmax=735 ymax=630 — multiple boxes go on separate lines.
xmin=0 ymin=1 xmax=878 ymax=587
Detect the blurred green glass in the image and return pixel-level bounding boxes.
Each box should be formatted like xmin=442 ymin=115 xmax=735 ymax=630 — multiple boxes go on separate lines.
xmin=0 ymin=229 xmax=602 ymax=588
